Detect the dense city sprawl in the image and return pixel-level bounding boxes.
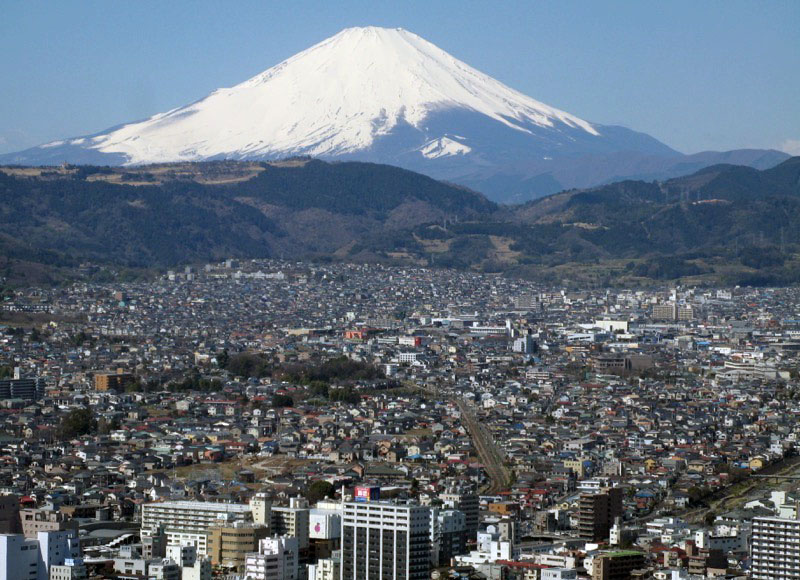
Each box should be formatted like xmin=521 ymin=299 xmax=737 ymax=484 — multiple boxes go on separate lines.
xmin=2 ymin=260 xmax=800 ymax=580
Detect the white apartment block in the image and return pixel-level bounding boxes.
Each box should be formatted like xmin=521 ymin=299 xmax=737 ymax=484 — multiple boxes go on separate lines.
xmin=244 ymin=536 xmax=299 ymax=580
xmin=141 ymin=501 xmax=252 ymax=556
xmin=307 ymin=554 xmax=339 ymax=580
xmin=751 ymin=516 xmax=800 ymax=579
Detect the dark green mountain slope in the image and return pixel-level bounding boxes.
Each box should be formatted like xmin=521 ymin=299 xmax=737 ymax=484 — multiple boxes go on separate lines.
xmin=404 ymin=157 xmax=800 ymax=283
xmin=0 ymin=157 xmax=799 ymax=286
xmin=0 ymin=160 xmax=493 ymax=270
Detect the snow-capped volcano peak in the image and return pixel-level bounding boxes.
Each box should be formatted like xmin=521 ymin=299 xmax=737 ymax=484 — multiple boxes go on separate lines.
xmin=53 ymin=26 xmax=599 ymax=164
xmin=7 ymin=26 xmax=699 ymax=202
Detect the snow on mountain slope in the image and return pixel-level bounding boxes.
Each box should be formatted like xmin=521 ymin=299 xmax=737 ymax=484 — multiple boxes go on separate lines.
xmin=3 ymin=26 xmax=788 ymax=202
xmin=419 ymin=136 xmax=472 ymax=159
xmin=42 ymin=27 xmax=599 ymax=164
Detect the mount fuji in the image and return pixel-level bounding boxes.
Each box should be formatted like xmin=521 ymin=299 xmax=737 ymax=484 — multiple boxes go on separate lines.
xmin=1 ymin=26 xmax=788 ymax=202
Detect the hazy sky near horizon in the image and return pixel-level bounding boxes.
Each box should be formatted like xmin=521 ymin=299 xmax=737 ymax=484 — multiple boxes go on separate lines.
xmin=2 ymin=1 xmax=798 ymax=155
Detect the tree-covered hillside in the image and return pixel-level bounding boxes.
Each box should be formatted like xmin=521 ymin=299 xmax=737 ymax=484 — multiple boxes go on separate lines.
xmin=1 ymin=157 xmax=799 ymax=286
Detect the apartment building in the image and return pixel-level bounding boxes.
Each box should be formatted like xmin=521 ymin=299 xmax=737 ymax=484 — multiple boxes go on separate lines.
xmin=751 ymin=516 xmax=800 ymax=579
xmin=341 ymin=500 xmax=431 ymax=580
xmin=244 ymin=536 xmax=299 ymax=580
xmin=140 ymin=501 xmax=252 ymax=556
xmin=578 ymin=488 xmax=624 ymax=542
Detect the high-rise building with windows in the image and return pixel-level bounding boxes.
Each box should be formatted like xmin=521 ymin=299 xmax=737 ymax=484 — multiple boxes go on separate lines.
xmin=341 ymin=500 xmax=430 ymax=580
xmin=0 ymin=530 xmax=82 ymax=580
xmin=0 ymin=533 xmax=39 ymax=580
xmin=0 ymin=494 xmax=20 ymax=533
xmin=439 ymin=487 xmax=479 ymax=540
xmin=578 ymin=487 xmax=623 ymax=542
xmin=0 ymin=377 xmax=45 ymax=401
xmin=751 ymin=516 xmax=800 ymax=579
xmin=49 ymin=559 xmax=88 ymax=580
xmin=270 ymin=497 xmax=309 ymax=551
xmin=140 ymin=501 xmax=252 ymax=556
xmin=208 ymin=522 xmax=270 ymax=571
xmin=250 ymin=493 xmax=272 ymax=528
xmin=652 ymin=303 xmax=677 ymax=321
xmin=430 ymin=508 xmax=467 ymax=566
xmin=591 ymin=551 xmax=646 ymax=580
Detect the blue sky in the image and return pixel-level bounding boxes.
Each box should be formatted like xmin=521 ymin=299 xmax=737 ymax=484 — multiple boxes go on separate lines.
xmin=2 ymin=0 xmax=798 ymax=155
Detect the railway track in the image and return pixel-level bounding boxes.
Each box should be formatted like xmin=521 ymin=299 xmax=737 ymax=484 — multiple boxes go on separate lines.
xmin=407 ymin=381 xmax=512 ymax=493
xmin=455 ymin=399 xmax=512 ymax=494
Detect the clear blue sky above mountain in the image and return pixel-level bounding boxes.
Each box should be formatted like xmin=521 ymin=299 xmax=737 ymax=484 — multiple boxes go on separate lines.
xmin=1 ymin=0 xmax=798 ymax=155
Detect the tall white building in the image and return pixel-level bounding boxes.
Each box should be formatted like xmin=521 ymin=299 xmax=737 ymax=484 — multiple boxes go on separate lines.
xmin=250 ymin=493 xmax=272 ymax=528
xmin=0 ymin=530 xmax=81 ymax=580
xmin=341 ymin=500 xmax=431 ymax=580
xmin=454 ymin=527 xmax=516 ymax=567
xmin=140 ymin=501 xmax=252 ymax=555
xmin=244 ymin=536 xmax=299 ymax=580
xmin=166 ymin=543 xmax=198 ymax=567
xmin=37 ymin=530 xmax=81 ymax=580
xmin=751 ymin=516 xmax=800 ymax=579
xmin=0 ymin=533 xmax=39 ymax=580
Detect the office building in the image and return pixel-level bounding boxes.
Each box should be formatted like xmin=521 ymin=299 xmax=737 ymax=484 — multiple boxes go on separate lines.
xmin=430 ymin=509 xmax=467 ymax=566
xmin=341 ymin=500 xmax=431 ymax=580
xmin=244 ymin=536 xmax=299 ymax=580
xmin=208 ymin=522 xmax=270 ymax=571
xmin=182 ymin=558 xmax=213 ymax=580
xmin=146 ymin=559 xmax=181 ymax=580
xmin=578 ymin=488 xmax=624 ymax=542
xmin=94 ymin=370 xmax=135 ymax=392
xmin=37 ymin=530 xmax=82 ymax=580
xmin=113 ymin=550 xmax=149 ymax=578
xmin=271 ymin=497 xmax=309 ymax=551
xmin=591 ymin=551 xmax=647 ymax=580
xmin=309 ymin=499 xmax=342 ymax=561
xmin=513 ymin=294 xmax=541 ymax=311
xmin=142 ymin=527 xmax=168 ymax=559
xmin=652 ymin=303 xmax=677 ymax=321
xmin=0 ymin=377 xmax=45 ymax=401
xmin=439 ymin=487 xmax=479 ymax=539
xmin=0 ymin=533 xmax=39 ymax=580
xmin=751 ymin=516 xmax=800 ymax=579
xmin=157 ymin=545 xmax=212 ymax=580
xmin=250 ymin=493 xmax=272 ymax=528
xmin=542 ymin=570 xmax=577 ymax=580
xmin=512 ymin=331 xmax=537 ymax=354
xmin=0 ymin=530 xmax=82 ymax=580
